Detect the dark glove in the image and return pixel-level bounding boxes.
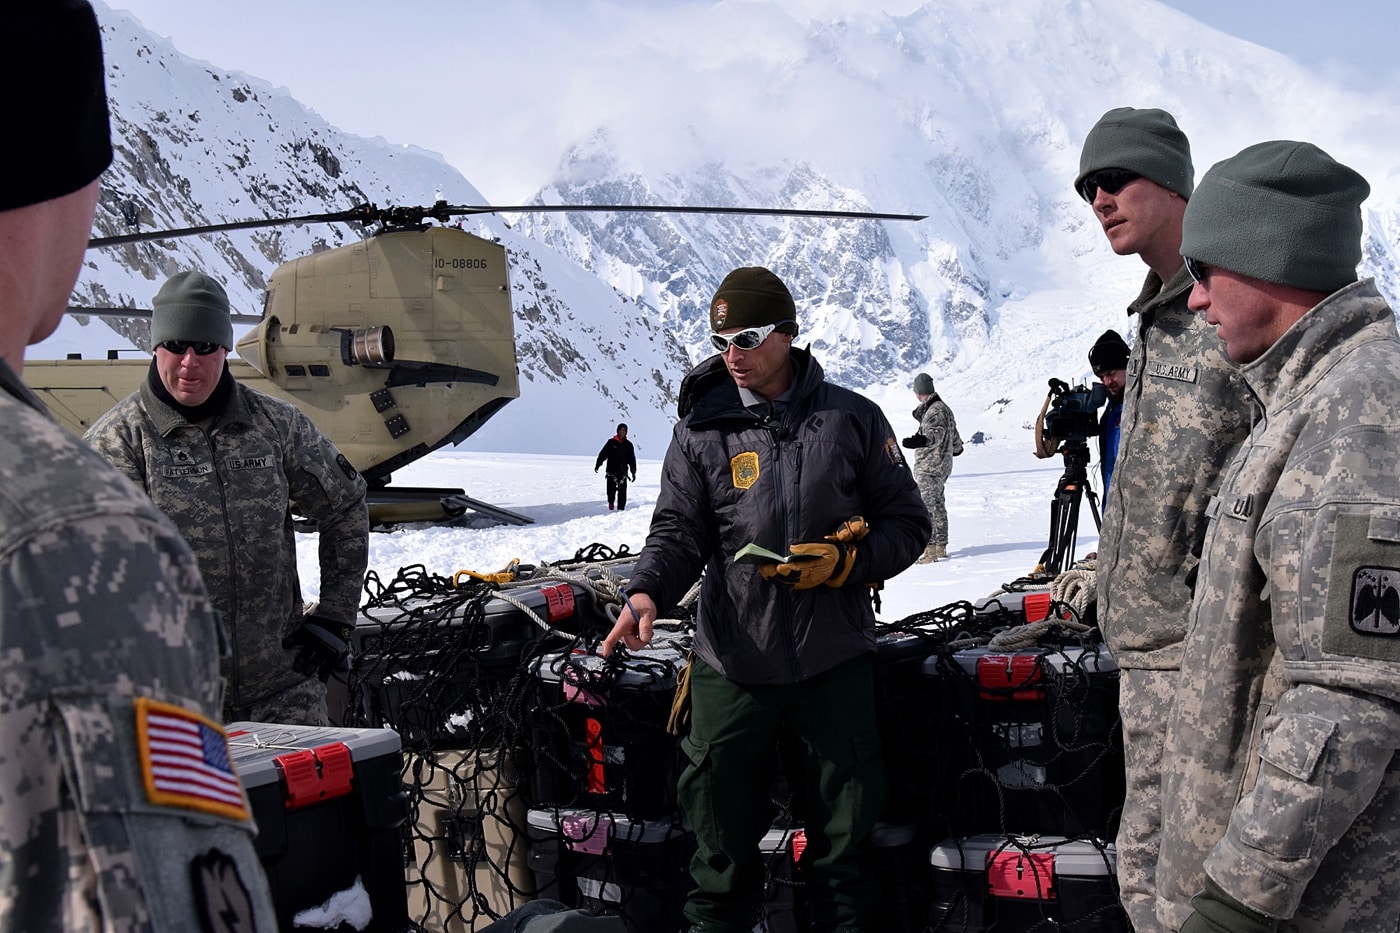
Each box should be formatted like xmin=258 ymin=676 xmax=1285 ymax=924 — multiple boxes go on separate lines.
xmin=901 ymin=434 xmax=927 ymax=449
xmin=1180 ymin=877 xmax=1278 ymax=933
xmin=282 ymin=614 xmax=351 ymax=682
xmin=629 ymin=471 xmax=636 ymax=482
xmin=594 ymin=465 xmax=599 ymax=472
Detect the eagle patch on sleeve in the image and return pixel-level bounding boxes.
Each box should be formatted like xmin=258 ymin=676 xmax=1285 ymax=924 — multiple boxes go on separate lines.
xmin=1322 ymin=513 xmax=1400 ymax=663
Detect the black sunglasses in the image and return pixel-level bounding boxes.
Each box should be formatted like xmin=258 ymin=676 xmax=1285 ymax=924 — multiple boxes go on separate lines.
xmin=1184 ymin=256 xmax=1211 ymax=284
xmin=1077 ymin=168 xmax=1141 ymax=202
xmin=159 ymin=340 xmax=223 ymax=356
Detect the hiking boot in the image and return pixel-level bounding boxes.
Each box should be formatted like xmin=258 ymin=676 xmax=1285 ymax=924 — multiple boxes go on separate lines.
xmin=932 ymin=543 xmax=948 ymax=560
xmin=915 ymin=544 xmax=940 ymax=564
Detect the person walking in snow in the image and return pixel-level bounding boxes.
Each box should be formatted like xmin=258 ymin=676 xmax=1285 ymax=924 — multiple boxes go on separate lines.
xmin=594 ymin=421 xmax=637 ymax=510
xmin=902 ymin=372 xmax=962 ymax=563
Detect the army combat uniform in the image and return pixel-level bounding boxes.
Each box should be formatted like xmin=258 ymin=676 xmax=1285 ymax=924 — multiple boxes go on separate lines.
xmin=86 ymin=375 xmax=368 ymax=724
xmin=0 ymin=360 xmax=277 ymax=931
xmin=1094 ymin=267 xmax=1252 ymax=930
xmin=911 ymin=393 xmax=963 ymax=550
xmin=1157 ymin=280 xmax=1400 ymax=930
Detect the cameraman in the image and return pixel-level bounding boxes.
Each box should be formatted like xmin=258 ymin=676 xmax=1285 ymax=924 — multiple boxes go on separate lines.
xmin=1033 ymin=329 xmax=1128 ymax=490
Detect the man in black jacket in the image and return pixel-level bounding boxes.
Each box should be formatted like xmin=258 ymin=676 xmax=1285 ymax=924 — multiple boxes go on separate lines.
xmin=594 ymin=422 xmax=637 ymax=510
xmin=599 ymin=267 xmax=929 ymax=932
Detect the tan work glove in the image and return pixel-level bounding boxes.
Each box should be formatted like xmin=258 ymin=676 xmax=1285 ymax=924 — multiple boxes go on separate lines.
xmin=758 ymin=516 xmax=865 ymax=589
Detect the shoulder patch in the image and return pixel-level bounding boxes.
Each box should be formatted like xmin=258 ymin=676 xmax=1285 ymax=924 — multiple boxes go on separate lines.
xmin=731 ymin=451 xmax=760 ymax=490
xmin=135 ymin=697 xmax=250 ymax=821
xmin=190 ymin=848 xmax=259 ymax=933
xmin=884 ymin=436 xmax=906 ymax=467
xmin=336 ymin=453 xmax=358 ymax=480
xmin=1322 ymin=514 xmax=1400 ymax=663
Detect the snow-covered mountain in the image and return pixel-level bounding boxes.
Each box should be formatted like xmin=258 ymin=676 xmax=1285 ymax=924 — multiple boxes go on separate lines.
xmin=40 ymin=0 xmax=1400 ymax=457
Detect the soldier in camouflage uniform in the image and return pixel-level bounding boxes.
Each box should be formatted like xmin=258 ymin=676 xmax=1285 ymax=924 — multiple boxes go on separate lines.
xmin=86 ymin=272 xmax=369 ymax=726
xmin=0 ymin=4 xmax=277 ymax=928
xmin=902 ymin=372 xmax=962 ymax=562
xmin=1074 ymin=108 xmax=1252 ymax=931
xmin=1158 ymin=142 xmax=1400 ymax=932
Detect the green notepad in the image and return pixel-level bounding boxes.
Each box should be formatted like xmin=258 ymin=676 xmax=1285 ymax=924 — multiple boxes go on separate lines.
xmin=732 ymin=543 xmax=822 ymax=564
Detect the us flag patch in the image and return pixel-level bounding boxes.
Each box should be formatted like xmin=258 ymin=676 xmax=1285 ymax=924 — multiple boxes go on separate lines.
xmin=135 ymin=697 xmax=249 ymax=821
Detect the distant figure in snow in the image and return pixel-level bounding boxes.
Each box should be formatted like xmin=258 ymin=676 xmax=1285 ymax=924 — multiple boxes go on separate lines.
xmin=901 ymin=372 xmax=962 ymax=562
xmin=594 ymin=421 xmax=637 ymax=510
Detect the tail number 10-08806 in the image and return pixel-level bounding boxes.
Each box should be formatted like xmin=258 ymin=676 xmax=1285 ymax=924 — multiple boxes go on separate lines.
xmin=436 ymin=257 xmax=489 ymax=269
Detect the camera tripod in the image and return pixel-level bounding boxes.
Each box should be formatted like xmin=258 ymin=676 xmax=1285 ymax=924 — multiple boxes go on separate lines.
xmin=1038 ymin=439 xmax=1102 ymax=576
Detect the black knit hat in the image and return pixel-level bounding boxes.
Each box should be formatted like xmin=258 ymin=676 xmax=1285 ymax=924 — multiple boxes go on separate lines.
xmin=709 ymin=267 xmax=798 ymax=333
xmin=1076 ymin=107 xmax=1193 ymax=200
xmin=1181 ymin=140 xmax=1368 ymax=294
xmin=913 ymin=373 xmax=935 ymax=394
xmin=2 ymin=2 xmax=113 ymax=212
xmin=1089 ymin=330 xmax=1130 ymax=372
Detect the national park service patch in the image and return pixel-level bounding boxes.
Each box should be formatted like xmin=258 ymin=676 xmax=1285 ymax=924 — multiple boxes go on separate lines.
xmin=730 ymin=451 xmax=759 ymax=490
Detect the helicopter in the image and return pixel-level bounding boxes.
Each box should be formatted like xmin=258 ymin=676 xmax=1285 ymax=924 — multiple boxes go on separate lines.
xmin=24 ymin=200 xmax=925 ymax=525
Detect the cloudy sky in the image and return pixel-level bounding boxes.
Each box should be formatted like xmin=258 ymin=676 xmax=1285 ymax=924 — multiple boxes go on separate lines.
xmin=103 ymin=0 xmax=1399 ymax=203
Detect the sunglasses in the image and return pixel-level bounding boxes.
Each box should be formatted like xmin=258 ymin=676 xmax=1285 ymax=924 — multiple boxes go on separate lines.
xmin=1184 ymin=256 xmax=1212 ymax=284
xmin=1077 ymin=168 xmax=1142 ymax=202
xmin=710 ymin=322 xmax=791 ymax=353
xmin=159 ymin=340 xmax=223 ymax=356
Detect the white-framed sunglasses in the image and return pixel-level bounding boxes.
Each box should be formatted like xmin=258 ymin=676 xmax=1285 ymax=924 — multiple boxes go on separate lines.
xmin=710 ymin=321 xmax=793 ymax=353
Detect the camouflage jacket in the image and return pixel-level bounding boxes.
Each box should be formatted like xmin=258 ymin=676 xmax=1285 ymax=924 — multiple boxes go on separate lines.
xmin=911 ymin=395 xmax=962 ymax=478
xmin=85 ymin=376 xmax=368 ymax=711
xmin=0 ymin=359 xmax=276 ymax=931
xmin=1096 ymin=266 xmax=1252 ymax=668
xmin=1158 ymin=280 xmax=1400 ymax=927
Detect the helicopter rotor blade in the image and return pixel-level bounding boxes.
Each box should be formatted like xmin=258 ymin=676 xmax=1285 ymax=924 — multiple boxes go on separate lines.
xmin=88 ymin=201 xmax=924 ymax=248
xmin=66 ymin=305 xmax=261 ymax=324
xmin=444 ymin=204 xmax=928 ymax=222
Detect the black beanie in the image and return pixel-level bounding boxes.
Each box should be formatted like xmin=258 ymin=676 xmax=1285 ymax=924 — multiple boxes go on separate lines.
xmin=2 ymin=2 xmax=113 ymax=212
xmin=1181 ymin=140 xmax=1368 ymax=294
xmin=709 ymin=267 xmax=798 ymax=333
xmin=1076 ymin=107 xmax=1193 ymax=200
xmin=1089 ymin=330 xmax=1130 ymax=372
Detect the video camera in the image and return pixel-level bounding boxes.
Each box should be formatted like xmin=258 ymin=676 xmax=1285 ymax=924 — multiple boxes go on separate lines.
xmin=1043 ymin=378 xmax=1107 ymax=444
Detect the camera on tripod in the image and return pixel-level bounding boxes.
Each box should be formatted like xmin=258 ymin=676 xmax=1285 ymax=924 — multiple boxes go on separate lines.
xmin=1043 ymin=378 xmax=1108 ymax=444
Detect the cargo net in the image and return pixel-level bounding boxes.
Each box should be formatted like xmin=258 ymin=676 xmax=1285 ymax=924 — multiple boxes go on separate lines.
xmin=342 ymin=544 xmax=707 ymax=931
xmin=875 ymin=580 xmax=1127 ymax=928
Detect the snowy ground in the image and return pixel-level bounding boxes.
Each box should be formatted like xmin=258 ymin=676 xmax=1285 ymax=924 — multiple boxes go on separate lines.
xmin=296 ymin=434 xmax=1101 ymax=624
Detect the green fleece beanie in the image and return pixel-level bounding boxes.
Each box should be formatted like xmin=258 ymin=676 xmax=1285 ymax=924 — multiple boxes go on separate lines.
xmin=151 ymin=271 xmax=235 ymax=349
xmin=709 ymin=267 xmax=798 ymax=333
xmin=913 ymin=372 xmax=935 ymax=394
xmin=1181 ymin=140 xmax=1368 ymax=293
xmin=1076 ymin=107 xmax=1194 ymax=200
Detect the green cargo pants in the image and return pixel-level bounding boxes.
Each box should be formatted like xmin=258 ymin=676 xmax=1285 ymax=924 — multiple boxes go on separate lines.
xmin=678 ymin=655 xmax=886 ymax=932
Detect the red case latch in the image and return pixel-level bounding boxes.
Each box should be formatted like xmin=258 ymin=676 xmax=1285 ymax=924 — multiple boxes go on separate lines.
xmin=274 ymin=741 xmax=354 ymax=810
xmin=988 ymin=849 xmax=1057 ymax=900
xmin=976 ymin=654 xmax=1046 ymax=701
